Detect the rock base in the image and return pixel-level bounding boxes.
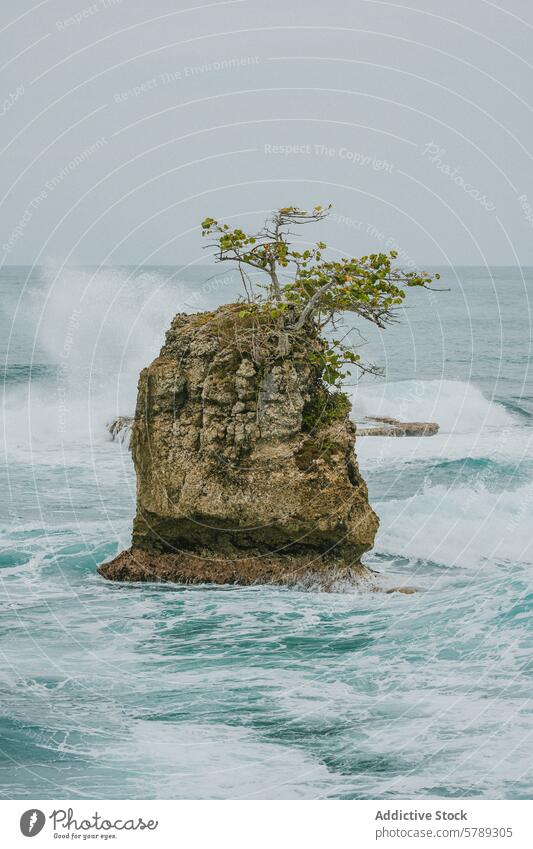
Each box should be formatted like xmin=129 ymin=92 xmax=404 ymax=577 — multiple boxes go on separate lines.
xmin=98 ymin=547 xmax=374 ymax=591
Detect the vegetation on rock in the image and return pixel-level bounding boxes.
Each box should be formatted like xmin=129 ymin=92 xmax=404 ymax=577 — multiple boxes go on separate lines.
xmin=201 ymin=204 xmax=441 ymax=389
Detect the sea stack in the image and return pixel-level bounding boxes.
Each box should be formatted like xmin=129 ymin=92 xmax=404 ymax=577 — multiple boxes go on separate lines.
xmin=99 ymin=304 xmax=379 ymax=588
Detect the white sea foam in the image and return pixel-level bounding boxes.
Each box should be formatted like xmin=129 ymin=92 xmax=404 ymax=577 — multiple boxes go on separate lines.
xmin=350 ymin=380 xmax=533 ymax=567
xmin=374 ymin=480 xmax=533 ymax=568
xmin=89 ymin=720 xmax=339 ymax=799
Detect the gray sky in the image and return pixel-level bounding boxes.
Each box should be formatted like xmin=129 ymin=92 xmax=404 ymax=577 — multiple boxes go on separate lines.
xmin=2 ymin=0 xmax=533 ymax=266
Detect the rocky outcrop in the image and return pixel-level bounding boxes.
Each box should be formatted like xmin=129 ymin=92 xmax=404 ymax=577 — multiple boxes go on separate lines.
xmin=356 ymin=416 xmax=439 ymax=437
xmin=107 ymin=416 xmax=133 ymax=446
xmin=99 ymin=304 xmax=379 ymax=588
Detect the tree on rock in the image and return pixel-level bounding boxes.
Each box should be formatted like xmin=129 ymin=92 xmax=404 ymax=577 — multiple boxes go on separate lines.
xmin=202 ymin=205 xmax=440 ymax=386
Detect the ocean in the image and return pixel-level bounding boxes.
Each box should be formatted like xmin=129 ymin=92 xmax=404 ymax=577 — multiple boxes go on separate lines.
xmin=1 ymin=264 xmax=532 ymax=799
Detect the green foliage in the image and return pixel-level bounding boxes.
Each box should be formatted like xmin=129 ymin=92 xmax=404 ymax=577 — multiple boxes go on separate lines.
xmin=307 ymin=342 xmax=363 ymax=386
xmin=302 ymin=387 xmax=351 ymax=433
xmin=201 ymin=205 xmax=441 ymax=386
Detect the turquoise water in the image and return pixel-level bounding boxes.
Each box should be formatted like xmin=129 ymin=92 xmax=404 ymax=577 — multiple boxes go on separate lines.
xmin=1 ymin=265 xmax=532 ymax=799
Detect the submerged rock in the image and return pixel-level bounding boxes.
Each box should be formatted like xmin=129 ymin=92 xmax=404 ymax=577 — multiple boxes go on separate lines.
xmin=107 ymin=416 xmax=133 ymax=445
xmin=99 ymin=305 xmax=379 ymax=587
xmin=356 ymin=415 xmax=439 ymax=437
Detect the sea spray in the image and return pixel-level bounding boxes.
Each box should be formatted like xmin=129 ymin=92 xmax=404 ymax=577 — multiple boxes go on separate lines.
xmin=1 ymin=265 xmax=234 ymax=455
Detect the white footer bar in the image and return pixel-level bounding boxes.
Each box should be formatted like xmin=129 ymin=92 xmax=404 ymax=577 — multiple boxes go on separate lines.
xmin=2 ymin=799 xmax=531 ymax=848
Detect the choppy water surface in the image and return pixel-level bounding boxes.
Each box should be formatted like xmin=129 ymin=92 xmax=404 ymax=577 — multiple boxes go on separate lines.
xmin=1 ymin=265 xmax=532 ymax=799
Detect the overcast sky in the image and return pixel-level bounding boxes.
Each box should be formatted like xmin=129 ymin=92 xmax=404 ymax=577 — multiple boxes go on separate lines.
xmin=2 ymin=0 xmax=533 ymax=267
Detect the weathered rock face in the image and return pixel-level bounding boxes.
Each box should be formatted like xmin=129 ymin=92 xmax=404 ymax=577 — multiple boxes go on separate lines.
xmin=99 ymin=305 xmax=379 ymax=587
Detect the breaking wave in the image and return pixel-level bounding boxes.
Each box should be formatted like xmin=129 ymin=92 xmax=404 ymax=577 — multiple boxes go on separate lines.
xmin=350 ymin=378 xmax=516 ymax=433
xmin=1 ymin=265 xmax=220 ymax=455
